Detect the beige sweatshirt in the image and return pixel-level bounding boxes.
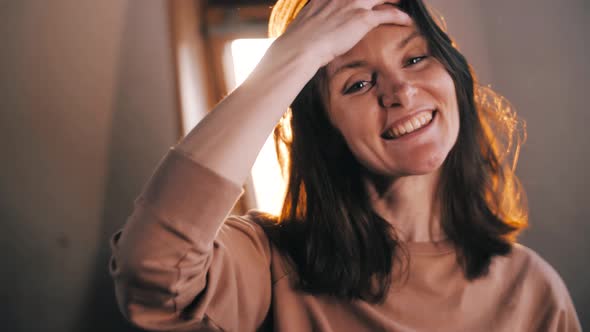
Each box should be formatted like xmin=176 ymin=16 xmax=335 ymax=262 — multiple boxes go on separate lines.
xmin=109 ymin=147 xmax=582 ymax=332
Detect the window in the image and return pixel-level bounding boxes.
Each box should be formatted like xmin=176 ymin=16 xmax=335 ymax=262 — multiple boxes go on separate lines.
xmin=226 ymin=38 xmax=285 ymax=216
xmin=170 ymin=2 xmax=282 ymax=215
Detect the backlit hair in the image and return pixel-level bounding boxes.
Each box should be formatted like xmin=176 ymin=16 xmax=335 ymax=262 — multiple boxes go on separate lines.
xmin=257 ymin=0 xmax=528 ymax=302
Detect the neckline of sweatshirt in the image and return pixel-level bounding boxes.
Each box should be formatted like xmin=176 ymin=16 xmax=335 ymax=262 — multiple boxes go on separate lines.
xmin=403 ymin=238 xmax=455 ymax=256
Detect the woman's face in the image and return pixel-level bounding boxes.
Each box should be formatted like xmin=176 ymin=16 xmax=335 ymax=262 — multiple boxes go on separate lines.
xmin=326 ymin=25 xmax=460 ymax=178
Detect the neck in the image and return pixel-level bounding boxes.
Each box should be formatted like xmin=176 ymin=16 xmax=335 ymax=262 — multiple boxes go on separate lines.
xmin=363 ymin=169 xmax=445 ymax=243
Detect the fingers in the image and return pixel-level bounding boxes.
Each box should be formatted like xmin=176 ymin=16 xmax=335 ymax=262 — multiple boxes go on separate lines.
xmin=370 ymin=5 xmax=412 ymax=27
xmin=277 ymin=0 xmax=414 ymax=66
xmin=362 ymin=0 xmax=401 ymax=9
xmin=307 ymin=0 xmax=401 ymax=11
xmin=352 ymin=1 xmax=411 ymax=27
xmin=302 ymin=0 xmax=409 ymax=25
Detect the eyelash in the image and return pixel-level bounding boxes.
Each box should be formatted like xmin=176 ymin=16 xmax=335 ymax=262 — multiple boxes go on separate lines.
xmin=344 ymin=77 xmax=375 ymax=95
xmin=343 ymin=55 xmax=429 ymax=95
xmin=405 ymin=55 xmax=429 ymax=67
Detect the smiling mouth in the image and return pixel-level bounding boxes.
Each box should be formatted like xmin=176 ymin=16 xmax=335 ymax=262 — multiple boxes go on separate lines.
xmin=381 ymin=110 xmax=437 ymax=140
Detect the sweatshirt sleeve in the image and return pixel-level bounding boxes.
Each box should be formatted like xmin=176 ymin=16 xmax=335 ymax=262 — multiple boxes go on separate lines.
xmin=548 ymin=277 xmax=582 ymax=332
xmin=109 ymin=147 xmax=272 ymax=332
xmin=554 ymin=295 xmax=582 ymax=332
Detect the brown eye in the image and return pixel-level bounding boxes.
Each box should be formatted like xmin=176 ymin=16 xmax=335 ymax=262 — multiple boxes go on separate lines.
xmin=345 ymin=81 xmax=372 ymax=94
xmin=343 ymin=73 xmax=377 ymax=95
xmin=405 ymin=55 xmax=429 ymax=67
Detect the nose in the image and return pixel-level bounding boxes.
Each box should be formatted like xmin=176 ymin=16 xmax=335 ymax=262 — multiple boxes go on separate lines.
xmin=379 ymin=81 xmax=418 ymax=108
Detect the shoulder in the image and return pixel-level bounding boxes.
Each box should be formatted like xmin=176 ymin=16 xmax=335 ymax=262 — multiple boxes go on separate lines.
xmin=491 ymin=244 xmax=582 ymax=330
xmin=504 ymin=244 xmax=567 ymax=292
xmin=208 ymin=210 xmax=275 ymax=265
xmin=221 ymin=210 xmax=290 ymax=273
xmin=219 ymin=209 xmax=274 ymax=244
xmin=223 ymin=210 xmax=270 ymax=235
xmin=222 ymin=209 xmax=278 ymax=243
xmin=493 ymin=243 xmax=575 ymax=312
xmin=228 ymin=210 xmax=296 ymax=284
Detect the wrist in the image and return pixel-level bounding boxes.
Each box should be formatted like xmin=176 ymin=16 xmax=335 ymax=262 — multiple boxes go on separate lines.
xmin=269 ymin=34 xmax=324 ymax=75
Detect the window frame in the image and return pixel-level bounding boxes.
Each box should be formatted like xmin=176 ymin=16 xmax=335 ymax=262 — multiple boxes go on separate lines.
xmin=169 ymin=1 xmax=274 ymax=214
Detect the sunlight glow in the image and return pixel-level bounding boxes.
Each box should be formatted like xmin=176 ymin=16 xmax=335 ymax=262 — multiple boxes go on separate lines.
xmin=229 ymin=38 xmax=285 ymax=215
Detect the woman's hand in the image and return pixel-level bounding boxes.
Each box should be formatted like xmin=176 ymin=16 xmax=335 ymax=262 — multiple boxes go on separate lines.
xmin=176 ymin=1 xmax=411 ymax=186
xmin=277 ymin=0 xmax=412 ymax=68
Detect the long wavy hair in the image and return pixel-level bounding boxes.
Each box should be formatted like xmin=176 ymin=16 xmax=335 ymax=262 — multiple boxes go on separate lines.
xmin=258 ymin=0 xmax=528 ymax=303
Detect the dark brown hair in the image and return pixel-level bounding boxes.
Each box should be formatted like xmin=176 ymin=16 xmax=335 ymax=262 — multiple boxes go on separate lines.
xmin=260 ymin=0 xmax=528 ymax=303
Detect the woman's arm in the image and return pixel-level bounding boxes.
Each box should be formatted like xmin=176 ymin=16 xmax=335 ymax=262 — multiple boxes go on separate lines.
xmin=174 ymin=40 xmax=319 ymax=186
xmin=175 ymin=0 xmax=411 ymax=186
xmin=110 ymin=1 xmax=411 ymax=330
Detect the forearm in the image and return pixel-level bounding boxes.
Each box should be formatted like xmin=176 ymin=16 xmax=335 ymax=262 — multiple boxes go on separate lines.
xmin=175 ymin=38 xmax=320 ymax=186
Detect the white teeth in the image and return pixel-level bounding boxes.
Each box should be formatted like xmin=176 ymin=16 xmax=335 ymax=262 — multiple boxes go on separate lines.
xmin=384 ymin=111 xmax=435 ymax=139
xmin=412 ymin=118 xmax=421 ymax=128
xmin=404 ymin=121 xmax=414 ymax=133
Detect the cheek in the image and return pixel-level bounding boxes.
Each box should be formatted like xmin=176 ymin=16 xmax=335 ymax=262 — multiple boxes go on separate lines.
xmin=430 ymin=68 xmax=457 ymax=106
xmin=447 ymin=82 xmax=461 ymax=140
xmin=430 ymin=69 xmax=460 ymax=135
xmin=329 ymin=99 xmax=380 ymax=137
xmin=327 ymin=102 xmax=383 ymax=165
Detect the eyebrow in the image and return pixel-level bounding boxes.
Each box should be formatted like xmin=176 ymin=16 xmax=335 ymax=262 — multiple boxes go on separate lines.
xmin=329 ymin=31 xmax=422 ymax=79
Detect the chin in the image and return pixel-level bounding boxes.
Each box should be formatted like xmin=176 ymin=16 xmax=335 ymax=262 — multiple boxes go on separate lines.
xmin=410 ymin=149 xmax=449 ymax=174
xmin=393 ymin=160 xmax=445 ymax=178
xmin=365 ymin=146 xmax=451 ymax=178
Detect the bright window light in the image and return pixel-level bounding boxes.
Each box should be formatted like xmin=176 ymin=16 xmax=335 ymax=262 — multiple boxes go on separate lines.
xmin=229 ymin=38 xmax=285 ymax=216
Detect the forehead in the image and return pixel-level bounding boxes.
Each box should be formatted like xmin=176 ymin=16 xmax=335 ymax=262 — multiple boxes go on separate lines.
xmin=326 ymin=25 xmax=421 ymax=77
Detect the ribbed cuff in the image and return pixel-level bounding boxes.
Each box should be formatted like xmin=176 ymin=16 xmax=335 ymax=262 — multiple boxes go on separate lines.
xmin=137 ymin=147 xmax=244 ymax=247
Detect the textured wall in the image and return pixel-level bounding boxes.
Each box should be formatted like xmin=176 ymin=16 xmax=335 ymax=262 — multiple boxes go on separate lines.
xmin=0 ymin=1 xmax=179 ymax=331
xmin=431 ymin=0 xmax=589 ymax=328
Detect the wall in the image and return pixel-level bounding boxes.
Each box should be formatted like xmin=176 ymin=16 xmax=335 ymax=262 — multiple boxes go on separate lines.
xmin=480 ymin=0 xmax=589 ymax=328
xmin=0 ymin=1 xmax=179 ymax=331
xmin=432 ymin=0 xmax=589 ymax=328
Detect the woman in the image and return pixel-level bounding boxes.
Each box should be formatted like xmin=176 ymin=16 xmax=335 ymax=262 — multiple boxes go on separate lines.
xmin=109 ymin=0 xmax=581 ymax=331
